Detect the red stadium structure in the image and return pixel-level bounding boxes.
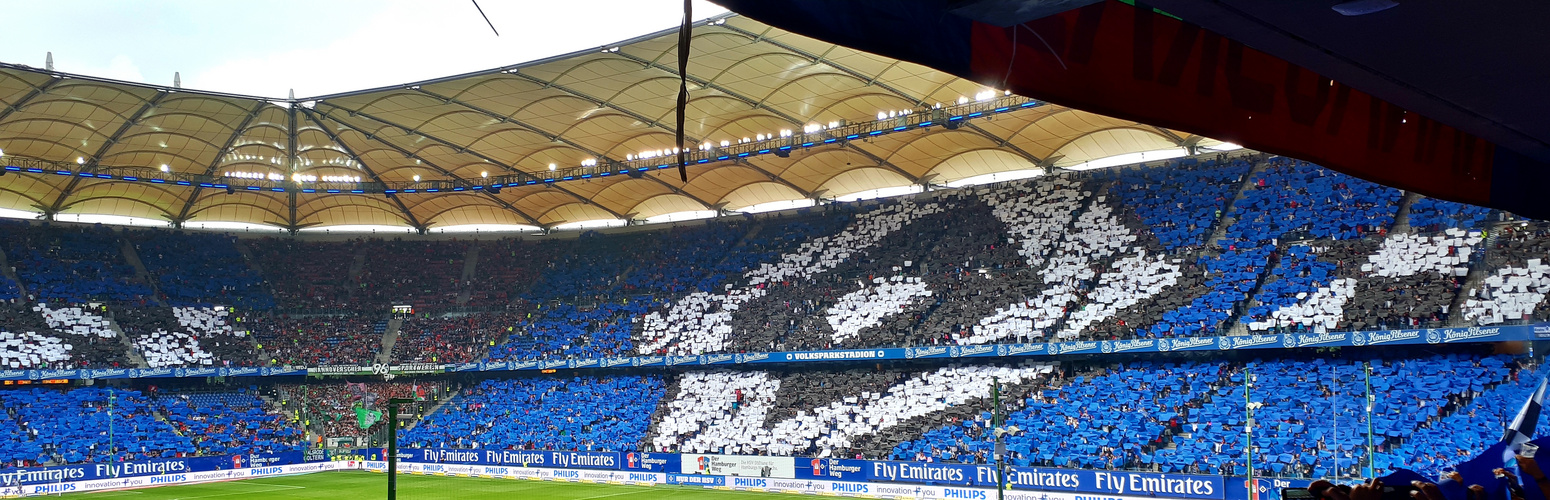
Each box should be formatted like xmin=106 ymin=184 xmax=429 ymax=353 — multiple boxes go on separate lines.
xmin=712 ymin=0 xmax=1550 ymax=219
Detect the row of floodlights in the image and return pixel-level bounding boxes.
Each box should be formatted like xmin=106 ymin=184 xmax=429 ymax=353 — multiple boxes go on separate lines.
xmin=0 ymin=99 xmax=1040 ymax=194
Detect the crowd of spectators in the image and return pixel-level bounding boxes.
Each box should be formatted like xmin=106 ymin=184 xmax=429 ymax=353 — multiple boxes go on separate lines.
xmin=733 ymin=196 xmax=1032 ymax=352
xmin=615 ymin=156 xmax=1536 ymax=357
xmin=0 ymin=154 xmax=1538 ymax=368
xmin=354 ymin=239 xmax=469 ymax=308
xmin=883 ymin=199 xmax=1045 ymax=347
xmin=0 ymin=349 xmax=1532 ymax=481
xmin=1143 ymin=158 xmax=1403 ymax=338
xmin=153 ymin=386 xmax=305 ymax=456
xmin=523 ymin=233 xmax=647 ymax=302
xmin=466 ymin=239 xmax=548 ymax=307
xmin=1463 ymin=222 xmax=1550 ymax=325
xmin=1343 ymin=230 xmax=1480 ymax=330
xmin=1240 ymin=241 xmax=1376 ymax=332
xmin=895 ymin=361 xmax=1188 ymax=469
xmin=609 ymin=216 xmax=847 ymax=300
xmin=1097 ymin=155 xmax=1251 ymax=251
xmin=487 ymin=301 xmax=647 ymax=361
xmin=392 ymin=312 xmax=519 ymax=364
xmin=276 ymin=380 xmax=447 ymax=438
xmin=0 ymin=274 xmax=19 ymax=303
xmin=1223 ymin=158 xmax=1402 ymax=244
xmin=536 ymin=349 xmax=1531 ymax=481
xmin=0 ymin=387 xmax=184 ymax=467
xmin=402 ymin=376 xmax=662 ymax=452
xmin=129 ymin=231 xmax=275 ymax=309
xmin=649 ymin=362 xmax=1054 ymax=457
xmin=0 ymin=151 xmax=1542 ymax=491
xmin=0 ymin=222 xmax=154 ymax=304
xmin=619 ymin=222 xmax=746 ymax=296
xmin=969 ymin=180 xmax=1175 ymax=343
xmin=248 ymin=238 xmax=363 ymax=310
xmin=0 ymin=303 xmax=130 ymax=369
xmin=882 ymin=351 xmax=1536 ymax=481
xmin=1408 ymin=196 xmax=1497 ymax=232
xmin=115 ymin=306 xmax=256 ymax=368
xmin=623 ymin=158 xmax=1230 ymax=353
xmin=1162 ymin=354 xmax=1524 ymax=479
xmin=637 ymin=200 xmax=946 ymax=356
xmin=1388 ymin=357 xmax=1547 ymax=479
xmin=249 ymin=315 xmax=381 ymax=366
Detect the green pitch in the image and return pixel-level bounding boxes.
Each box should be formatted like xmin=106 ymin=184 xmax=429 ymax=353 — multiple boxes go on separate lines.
xmin=70 ymin=471 xmax=793 ymax=500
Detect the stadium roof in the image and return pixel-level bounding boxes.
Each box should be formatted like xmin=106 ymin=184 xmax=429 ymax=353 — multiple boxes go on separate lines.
xmin=0 ymin=13 xmax=1225 ymax=231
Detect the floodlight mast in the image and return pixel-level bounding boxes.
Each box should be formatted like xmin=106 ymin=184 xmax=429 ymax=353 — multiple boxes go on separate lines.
xmin=386 ymin=397 xmax=416 ymax=500
xmin=992 ymin=377 xmax=1005 ymax=500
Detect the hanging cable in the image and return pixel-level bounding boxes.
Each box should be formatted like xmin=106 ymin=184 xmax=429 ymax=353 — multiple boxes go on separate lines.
xmin=675 ymin=0 xmax=692 ymax=182
xmin=471 ymin=0 xmax=500 ymax=36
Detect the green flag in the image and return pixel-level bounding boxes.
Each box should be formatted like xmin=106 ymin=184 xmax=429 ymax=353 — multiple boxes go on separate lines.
xmin=355 ymin=407 xmax=382 ymax=429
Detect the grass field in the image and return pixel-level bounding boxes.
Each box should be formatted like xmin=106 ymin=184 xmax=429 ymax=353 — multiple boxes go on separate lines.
xmin=69 ymin=471 xmax=793 ymax=500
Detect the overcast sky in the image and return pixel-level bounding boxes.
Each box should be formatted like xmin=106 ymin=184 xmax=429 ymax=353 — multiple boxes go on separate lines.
xmin=0 ymin=0 xmax=728 ymax=99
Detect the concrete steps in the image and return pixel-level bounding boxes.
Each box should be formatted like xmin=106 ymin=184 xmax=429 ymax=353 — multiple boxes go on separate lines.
xmin=232 ymin=239 xmax=266 ymax=274
xmin=104 ymin=316 xmax=150 ymax=368
xmin=1046 ymin=179 xmax=1115 ymax=335
xmin=1225 ymin=315 xmax=1252 ymax=336
xmin=376 ymin=317 xmax=404 ymax=364
xmin=340 ymin=249 xmax=368 ymax=303
xmin=1221 ymin=240 xmax=1285 ymax=335
xmin=457 ymin=245 xmax=479 ymax=306
xmin=1447 ymin=226 xmax=1502 ymax=326
xmin=711 ymin=222 xmax=764 ymax=269
xmin=1203 ymin=160 xmax=1267 ymax=249
xmin=120 ymin=239 xmax=167 ymax=307
xmin=404 ymin=392 xmax=457 ymax=432
xmin=348 ymin=251 xmax=368 ymax=281
xmin=231 ymin=239 xmax=287 ymax=310
xmin=1391 ymin=190 xmax=1424 ymax=234
xmin=0 ymin=244 xmax=29 ymax=301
